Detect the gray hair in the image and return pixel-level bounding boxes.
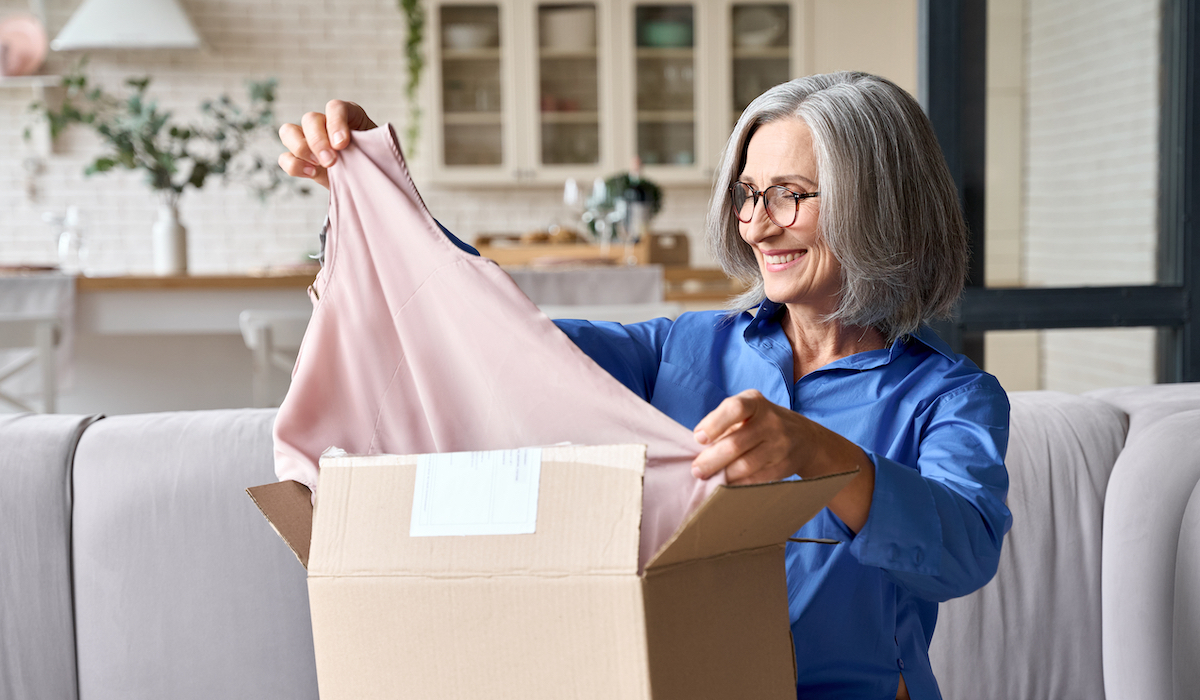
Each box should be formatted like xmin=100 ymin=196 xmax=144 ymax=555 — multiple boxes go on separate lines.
xmin=706 ymin=71 xmax=967 ymax=344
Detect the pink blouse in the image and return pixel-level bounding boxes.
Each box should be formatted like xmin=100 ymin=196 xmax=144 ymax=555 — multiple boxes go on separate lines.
xmin=272 ymin=125 xmax=720 ymax=566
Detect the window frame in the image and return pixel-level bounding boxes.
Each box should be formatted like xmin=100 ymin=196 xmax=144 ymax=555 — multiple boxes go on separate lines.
xmin=921 ymin=0 xmax=1199 ymax=383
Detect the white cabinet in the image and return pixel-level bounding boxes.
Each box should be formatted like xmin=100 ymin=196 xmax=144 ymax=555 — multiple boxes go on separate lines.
xmin=714 ymin=2 xmax=810 ymax=133
xmin=615 ymin=1 xmax=710 ymax=184
xmin=427 ymin=0 xmax=618 ymax=185
xmin=425 ymin=0 xmax=810 ymax=186
xmin=428 ymin=2 xmax=514 ymax=181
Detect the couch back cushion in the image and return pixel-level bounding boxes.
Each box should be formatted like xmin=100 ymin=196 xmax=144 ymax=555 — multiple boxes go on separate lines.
xmin=71 ymin=409 xmax=317 ymax=700
xmin=1175 ymin=478 xmax=1200 ymax=700
xmin=0 ymin=413 xmax=98 ymax=700
xmin=1100 ymin=406 xmax=1200 ymax=700
xmin=929 ymin=391 xmax=1127 ymax=700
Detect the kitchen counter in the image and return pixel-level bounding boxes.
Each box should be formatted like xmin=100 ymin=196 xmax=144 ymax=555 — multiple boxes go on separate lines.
xmin=41 ymin=266 xmax=740 ymax=415
xmin=76 ymin=272 xmax=316 ymax=335
xmin=75 ymin=271 xmax=317 ymax=292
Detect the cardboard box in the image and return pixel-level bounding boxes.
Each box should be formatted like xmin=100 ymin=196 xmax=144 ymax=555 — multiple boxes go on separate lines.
xmin=249 ymin=444 xmax=855 ymax=700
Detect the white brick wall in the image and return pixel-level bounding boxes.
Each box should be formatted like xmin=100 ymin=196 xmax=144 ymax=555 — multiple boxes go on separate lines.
xmin=0 ymin=0 xmax=717 ymax=274
xmin=1025 ymin=0 xmax=1160 ymax=289
xmin=1024 ymin=0 xmax=1161 ymax=389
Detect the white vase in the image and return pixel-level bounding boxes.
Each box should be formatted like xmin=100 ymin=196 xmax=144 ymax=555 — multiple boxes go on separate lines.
xmin=152 ymin=201 xmax=188 ymax=276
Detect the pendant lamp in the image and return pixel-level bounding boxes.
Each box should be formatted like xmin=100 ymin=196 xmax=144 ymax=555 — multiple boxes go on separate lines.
xmin=51 ymin=0 xmax=201 ymax=50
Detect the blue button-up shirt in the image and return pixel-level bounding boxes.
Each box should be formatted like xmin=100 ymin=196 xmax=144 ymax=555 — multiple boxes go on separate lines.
xmin=555 ymin=301 xmax=1012 ymax=700
xmin=382 ymin=227 xmax=1009 ymax=698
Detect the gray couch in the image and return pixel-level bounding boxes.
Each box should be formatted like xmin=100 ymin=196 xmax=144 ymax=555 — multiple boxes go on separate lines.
xmin=3 ymin=385 xmax=1200 ymax=700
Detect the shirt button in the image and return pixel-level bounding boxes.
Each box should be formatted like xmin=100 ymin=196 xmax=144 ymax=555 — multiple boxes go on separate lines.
xmin=888 ymin=544 xmax=901 ymax=562
xmin=762 ymin=340 xmax=773 ymax=350
xmin=913 ymin=547 xmax=924 ymax=565
xmin=897 ymin=659 xmax=905 ymax=670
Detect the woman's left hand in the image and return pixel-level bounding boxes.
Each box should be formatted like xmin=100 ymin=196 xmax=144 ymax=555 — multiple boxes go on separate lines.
xmin=691 ymin=389 xmax=876 ymax=531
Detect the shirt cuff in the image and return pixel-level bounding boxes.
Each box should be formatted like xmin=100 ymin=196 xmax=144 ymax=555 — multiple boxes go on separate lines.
xmin=849 ymin=452 xmax=943 ymax=576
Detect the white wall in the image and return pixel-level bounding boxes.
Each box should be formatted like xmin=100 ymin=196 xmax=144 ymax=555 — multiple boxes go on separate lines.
xmin=1 ymin=0 xmax=403 ymax=275
xmin=0 ymin=0 xmax=918 ymax=414
xmin=0 ymin=0 xmax=916 ymax=276
xmin=1023 ymin=0 xmax=1161 ymax=392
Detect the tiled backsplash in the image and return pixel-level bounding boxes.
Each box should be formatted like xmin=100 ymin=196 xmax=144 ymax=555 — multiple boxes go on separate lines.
xmin=0 ymin=0 xmax=717 ymax=274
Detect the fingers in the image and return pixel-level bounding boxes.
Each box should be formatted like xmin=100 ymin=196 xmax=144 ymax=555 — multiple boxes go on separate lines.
xmin=278 ymin=100 xmax=380 ymax=190
xmin=693 ymin=389 xmax=764 ymax=446
xmin=278 ymin=122 xmax=328 ymax=188
xmin=325 ymin=99 xmax=377 ymax=149
xmin=301 ymin=111 xmax=338 ymax=169
xmin=278 ymin=151 xmax=328 ymax=189
xmin=722 ymin=440 xmax=788 ymax=485
xmin=279 ymin=122 xmax=316 ymax=164
xmin=691 ymin=420 xmax=767 ymax=480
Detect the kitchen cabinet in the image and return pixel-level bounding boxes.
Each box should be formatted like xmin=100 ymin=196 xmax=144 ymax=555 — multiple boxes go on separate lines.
xmin=716 ymin=2 xmax=809 ymax=133
xmin=428 ymin=0 xmax=616 ymax=185
xmin=619 ymin=1 xmax=708 ymax=183
xmin=426 ymin=0 xmax=810 ymax=187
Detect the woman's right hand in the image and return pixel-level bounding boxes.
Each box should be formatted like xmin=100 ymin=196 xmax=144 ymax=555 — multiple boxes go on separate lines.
xmin=278 ymin=100 xmax=378 ymax=190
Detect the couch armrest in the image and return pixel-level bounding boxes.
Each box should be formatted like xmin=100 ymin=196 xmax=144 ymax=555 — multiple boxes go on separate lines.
xmin=1103 ymin=408 xmax=1200 ymax=700
xmin=0 ymin=413 xmax=100 ymax=700
xmin=71 ymin=409 xmax=317 ymax=700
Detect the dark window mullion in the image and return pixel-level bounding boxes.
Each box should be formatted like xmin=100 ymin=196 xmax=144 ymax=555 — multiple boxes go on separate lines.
xmin=924 ymin=0 xmax=1198 ymax=383
xmin=1158 ymin=0 xmax=1200 ymax=382
xmin=922 ymin=0 xmax=987 ymax=366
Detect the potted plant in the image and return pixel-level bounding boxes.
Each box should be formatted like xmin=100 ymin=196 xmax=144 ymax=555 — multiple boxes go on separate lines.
xmin=27 ymin=61 xmax=302 ymax=275
xmin=581 ymin=164 xmax=663 ymax=246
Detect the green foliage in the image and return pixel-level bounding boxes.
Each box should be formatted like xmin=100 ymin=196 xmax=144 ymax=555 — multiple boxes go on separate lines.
xmin=27 ymin=59 xmax=307 ymax=202
xmin=602 ymin=172 xmax=663 ymax=216
xmin=400 ymin=0 xmax=426 ymax=158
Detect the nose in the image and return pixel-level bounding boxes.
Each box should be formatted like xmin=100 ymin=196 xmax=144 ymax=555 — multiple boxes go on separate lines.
xmin=739 ymin=200 xmax=780 ymax=244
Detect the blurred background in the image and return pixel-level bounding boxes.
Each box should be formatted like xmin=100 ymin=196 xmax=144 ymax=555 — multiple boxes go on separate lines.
xmin=0 ymin=0 xmax=1187 ymax=412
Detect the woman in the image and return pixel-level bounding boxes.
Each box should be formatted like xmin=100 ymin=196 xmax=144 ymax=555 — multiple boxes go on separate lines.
xmin=279 ymin=72 xmax=1011 ymax=700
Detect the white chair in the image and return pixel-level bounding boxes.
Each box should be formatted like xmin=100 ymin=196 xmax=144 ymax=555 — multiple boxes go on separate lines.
xmin=0 ymin=313 xmax=60 ymax=413
xmin=538 ymin=302 xmax=685 ymax=325
xmin=238 ymin=310 xmax=311 ymax=408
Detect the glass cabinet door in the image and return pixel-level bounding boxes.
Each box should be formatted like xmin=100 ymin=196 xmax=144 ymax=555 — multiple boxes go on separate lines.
xmin=633 ymin=4 xmax=696 ymax=168
xmin=537 ymin=3 xmax=601 ymax=166
xmin=439 ymin=5 xmax=504 ymax=166
xmin=729 ymin=3 xmax=791 ymax=128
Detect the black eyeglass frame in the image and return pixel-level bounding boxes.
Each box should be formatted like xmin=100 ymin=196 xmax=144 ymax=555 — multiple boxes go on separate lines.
xmin=729 ymin=182 xmax=820 ymax=228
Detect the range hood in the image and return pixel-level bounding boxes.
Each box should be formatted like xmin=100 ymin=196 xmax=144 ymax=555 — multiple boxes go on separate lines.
xmin=51 ymin=0 xmax=201 ymax=50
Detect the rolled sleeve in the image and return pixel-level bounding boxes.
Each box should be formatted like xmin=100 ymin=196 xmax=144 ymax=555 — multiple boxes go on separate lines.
xmin=849 ymin=384 xmax=1013 ymax=602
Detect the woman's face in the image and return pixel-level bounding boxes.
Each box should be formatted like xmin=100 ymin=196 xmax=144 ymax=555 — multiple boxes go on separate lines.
xmin=737 ymin=119 xmax=841 ymax=314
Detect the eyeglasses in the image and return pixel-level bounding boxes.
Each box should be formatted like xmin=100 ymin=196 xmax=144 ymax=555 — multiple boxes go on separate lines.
xmin=729 ymin=182 xmax=819 ymax=228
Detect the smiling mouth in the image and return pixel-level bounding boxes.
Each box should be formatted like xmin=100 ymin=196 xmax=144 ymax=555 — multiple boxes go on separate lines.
xmin=764 ymin=251 xmax=805 ymax=265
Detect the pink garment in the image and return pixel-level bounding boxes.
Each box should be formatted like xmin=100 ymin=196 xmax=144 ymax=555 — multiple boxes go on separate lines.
xmin=273 ymin=125 xmax=722 ymax=567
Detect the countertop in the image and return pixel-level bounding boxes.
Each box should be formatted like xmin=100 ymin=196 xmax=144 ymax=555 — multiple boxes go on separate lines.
xmin=75 ymin=271 xmax=318 ymax=292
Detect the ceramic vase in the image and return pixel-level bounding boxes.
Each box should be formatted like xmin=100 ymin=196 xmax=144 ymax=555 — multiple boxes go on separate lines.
xmin=152 ymin=200 xmax=188 ymax=276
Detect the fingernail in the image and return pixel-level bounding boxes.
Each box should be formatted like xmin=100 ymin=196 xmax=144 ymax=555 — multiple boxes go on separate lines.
xmin=694 ymin=430 xmax=709 ymax=445
xmin=691 ymin=466 xmax=702 ymax=479
xmin=302 ymin=165 xmax=317 ymax=177
xmin=332 ymin=131 xmax=348 ymax=147
xmin=318 ymin=150 xmax=335 ymax=167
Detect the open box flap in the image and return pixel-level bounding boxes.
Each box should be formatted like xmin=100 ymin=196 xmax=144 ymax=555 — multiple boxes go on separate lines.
xmin=246 ymin=479 xmax=314 ymax=569
xmin=305 ymin=444 xmax=646 ymax=577
xmin=644 ymin=469 xmax=859 ymax=572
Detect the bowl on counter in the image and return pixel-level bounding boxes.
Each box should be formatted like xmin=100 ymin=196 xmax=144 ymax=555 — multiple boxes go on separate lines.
xmin=735 ymin=25 xmax=782 ymax=48
xmin=733 ymin=7 xmax=784 ymax=48
xmin=639 ymin=20 xmax=692 ymax=48
xmin=443 ymin=23 xmax=497 ymax=50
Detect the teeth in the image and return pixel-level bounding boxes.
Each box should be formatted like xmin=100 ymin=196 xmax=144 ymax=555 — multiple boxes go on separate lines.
xmin=765 ymin=252 xmax=802 ymax=264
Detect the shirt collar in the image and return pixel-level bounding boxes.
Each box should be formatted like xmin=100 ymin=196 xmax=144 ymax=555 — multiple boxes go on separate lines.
xmin=744 ymin=299 xmax=959 ymax=372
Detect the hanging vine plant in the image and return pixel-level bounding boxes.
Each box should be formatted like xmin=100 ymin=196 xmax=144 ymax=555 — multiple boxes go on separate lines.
xmin=399 ymin=0 xmax=426 ymax=158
